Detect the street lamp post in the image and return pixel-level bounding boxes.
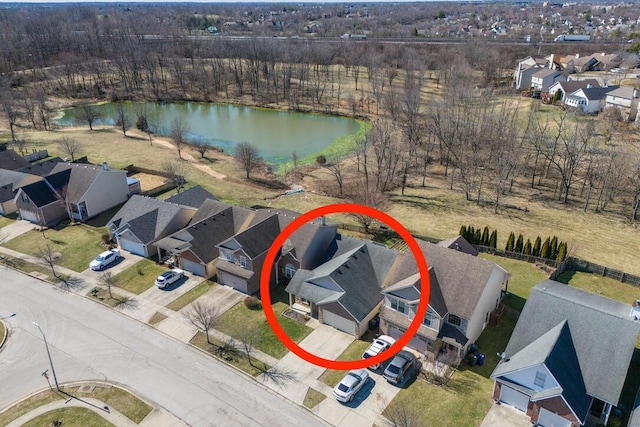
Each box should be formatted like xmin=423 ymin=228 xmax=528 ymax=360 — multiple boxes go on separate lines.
xmin=0 ymin=313 xmax=15 ymax=320
xmin=32 ymin=321 xmax=60 ymax=391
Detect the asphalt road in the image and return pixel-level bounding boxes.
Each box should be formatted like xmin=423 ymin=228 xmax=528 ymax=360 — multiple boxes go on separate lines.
xmin=0 ymin=268 xmax=327 ymax=427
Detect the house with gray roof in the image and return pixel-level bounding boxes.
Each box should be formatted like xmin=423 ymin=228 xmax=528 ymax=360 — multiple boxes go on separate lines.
xmin=0 ymin=169 xmax=42 ymax=215
xmin=154 ymin=199 xmax=254 ymax=278
xmin=13 ymin=168 xmax=72 ymax=226
xmin=285 ymin=235 xmax=399 ymax=337
xmin=379 ymin=239 xmax=510 ymax=359
xmin=605 ymin=85 xmax=640 ymax=121
xmin=491 ymin=280 xmax=640 ymax=427
xmin=213 ymin=208 xmax=338 ymax=295
xmin=47 ymin=162 xmax=129 ymax=222
xmin=437 ymin=235 xmax=478 ymax=256
xmin=108 ymin=195 xmax=197 ymax=257
xmin=164 ymin=185 xmax=217 ymax=209
xmin=17 ymin=157 xmax=64 ymax=176
xmin=565 ymin=85 xmax=619 ymax=114
xmin=548 ymin=79 xmax=600 ymax=102
xmin=0 ymin=148 xmax=29 ymax=171
xmin=531 ymin=68 xmax=566 ymax=92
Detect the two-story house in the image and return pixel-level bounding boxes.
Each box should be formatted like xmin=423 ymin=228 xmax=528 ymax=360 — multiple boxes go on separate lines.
xmin=605 ymin=86 xmax=640 ymax=121
xmin=531 ymin=68 xmax=566 ymax=92
xmin=491 ymin=281 xmax=640 ymax=427
xmin=379 ymin=239 xmax=510 ymax=360
xmin=565 ymin=85 xmax=619 ymax=114
xmin=213 ymin=209 xmax=338 ymax=295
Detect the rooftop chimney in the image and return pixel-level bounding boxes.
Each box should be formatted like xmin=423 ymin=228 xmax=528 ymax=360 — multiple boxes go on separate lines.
xmin=587 ymin=84 xmax=592 ymax=89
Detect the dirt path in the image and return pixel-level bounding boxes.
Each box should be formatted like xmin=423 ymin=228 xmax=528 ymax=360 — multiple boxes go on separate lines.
xmin=126 ymin=130 xmax=227 ymax=180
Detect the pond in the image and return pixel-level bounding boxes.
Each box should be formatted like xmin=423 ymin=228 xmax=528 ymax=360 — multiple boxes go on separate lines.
xmin=57 ymin=102 xmax=362 ymax=164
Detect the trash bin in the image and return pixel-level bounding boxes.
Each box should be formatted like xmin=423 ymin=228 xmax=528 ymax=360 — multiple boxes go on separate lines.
xmin=469 ymin=343 xmax=479 ymax=354
xmin=368 ymin=317 xmax=379 ymax=330
xmin=467 ymin=354 xmax=477 ymax=366
xmin=476 ymin=353 xmax=485 ymax=366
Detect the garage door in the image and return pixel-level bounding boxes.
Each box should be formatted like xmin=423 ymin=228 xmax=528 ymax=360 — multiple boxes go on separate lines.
xmin=121 ymin=239 xmax=146 ymax=257
xmin=218 ymin=271 xmax=249 ymax=294
xmin=388 ymin=326 xmax=428 ymax=353
xmin=538 ymin=408 xmax=571 ymax=427
xmin=181 ymin=258 xmax=206 ymax=277
xmin=322 ymin=310 xmax=355 ymax=335
xmin=499 ymin=385 xmax=530 ymax=413
xmin=20 ymin=209 xmax=39 ymax=223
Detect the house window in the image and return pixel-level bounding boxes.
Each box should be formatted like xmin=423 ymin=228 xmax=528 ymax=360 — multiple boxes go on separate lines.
xmin=534 ymin=371 xmax=546 ymax=388
xmin=423 ymin=313 xmax=433 ymax=327
xmin=391 ymin=299 xmax=406 ymax=314
xmin=239 ymin=256 xmax=247 ymax=268
xmin=285 ymin=263 xmax=296 ymax=279
xmin=448 ymin=314 xmax=461 ymax=327
xmin=21 ymin=193 xmax=28 ymax=203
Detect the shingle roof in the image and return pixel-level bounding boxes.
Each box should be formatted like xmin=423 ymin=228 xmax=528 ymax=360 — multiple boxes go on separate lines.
xmin=532 ymin=68 xmax=560 ymax=78
xmin=0 ymin=149 xmax=29 ymax=170
xmin=20 ymin=180 xmax=57 ymax=207
xmin=554 ymin=79 xmax=600 ymax=94
xmin=189 ymin=199 xmax=233 ymax=224
xmin=50 ymin=162 xmax=103 ymax=204
xmin=388 ymin=239 xmax=507 ymax=319
xmin=607 ymin=85 xmax=639 ymax=100
xmin=570 ymin=85 xmax=619 ymax=101
xmin=0 ymin=184 xmax=15 ymax=204
xmin=493 ymin=320 xmax=591 ymax=423
xmin=108 ymin=195 xmax=192 ymax=244
xmin=286 ymin=242 xmax=396 ymax=322
xmin=383 ymin=268 xmax=448 ymax=316
xmin=17 ymin=157 xmax=64 ymax=176
xmin=503 ymin=280 xmax=640 ymax=405
xmin=437 ymin=235 xmax=478 ymax=256
xmin=165 ymin=185 xmax=217 ymax=209
xmin=0 ymin=169 xmax=37 ymax=190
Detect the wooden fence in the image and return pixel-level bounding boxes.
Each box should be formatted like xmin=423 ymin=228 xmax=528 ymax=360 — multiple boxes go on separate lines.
xmin=24 ymin=150 xmax=48 ymax=162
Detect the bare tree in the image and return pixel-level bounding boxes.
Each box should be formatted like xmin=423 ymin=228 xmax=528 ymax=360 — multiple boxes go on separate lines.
xmin=239 ymin=328 xmax=296 ymax=388
xmin=349 ymin=181 xmax=389 ymax=234
xmin=190 ymin=139 xmax=210 ymax=159
xmin=184 ymin=301 xmax=219 ymax=346
xmin=1 ymin=97 xmax=19 ymax=141
xmin=234 ymin=142 xmax=263 ymax=179
xmin=38 ymin=244 xmax=82 ymax=291
xmin=12 ymin=136 xmax=29 ymax=156
xmin=57 ymin=136 xmax=80 ymax=162
xmin=76 ymin=103 xmax=102 ymax=131
xmin=322 ymin=155 xmax=346 ymax=195
xmin=161 ymin=160 xmax=186 ymax=193
xmin=114 ymin=103 xmax=130 ymax=137
xmin=381 ymin=398 xmax=423 ymax=427
xmin=169 ymin=117 xmax=189 ymax=160
xmin=99 ymin=271 xmax=115 ymax=299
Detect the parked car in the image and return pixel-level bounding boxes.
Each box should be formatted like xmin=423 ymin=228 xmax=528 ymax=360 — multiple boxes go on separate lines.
xmin=362 ymin=335 xmax=396 ymax=370
xmin=155 ymin=268 xmax=185 ymax=289
xmin=383 ymin=349 xmax=416 ymax=385
xmin=332 ymin=369 xmax=369 ymax=403
xmin=89 ymin=249 xmax=120 ymax=271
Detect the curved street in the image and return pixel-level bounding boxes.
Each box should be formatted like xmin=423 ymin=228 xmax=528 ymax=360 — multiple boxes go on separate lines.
xmin=0 ymin=268 xmax=328 ymax=427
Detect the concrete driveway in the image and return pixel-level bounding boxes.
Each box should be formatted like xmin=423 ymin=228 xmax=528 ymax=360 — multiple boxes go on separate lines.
xmin=479 ymin=402 xmax=531 ymax=427
xmin=264 ymin=324 xmax=404 ymax=427
xmin=0 ymin=220 xmax=35 ymax=242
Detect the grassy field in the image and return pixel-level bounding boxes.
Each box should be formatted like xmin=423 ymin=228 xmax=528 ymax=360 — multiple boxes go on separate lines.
xmin=479 ymin=254 xmax=550 ymax=312
xmin=214 ymin=301 xmax=313 ymax=359
xmin=165 ymin=279 xmax=216 ymax=311
xmin=556 ymin=269 xmax=640 ymax=304
xmin=22 ymin=407 xmax=114 ymax=427
xmin=302 ymin=388 xmax=326 ymax=409
xmin=0 ymin=384 xmax=151 ymax=426
xmin=112 ymin=260 xmax=167 ymax=294
xmin=2 ymin=221 xmax=107 ymax=272
xmin=190 ymin=331 xmax=264 ymax=376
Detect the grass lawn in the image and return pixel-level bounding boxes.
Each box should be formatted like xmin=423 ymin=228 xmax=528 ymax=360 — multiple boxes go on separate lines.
xmin=303 ymin=388 xmax=326 ymax=409
xmin=22 ymin=407 xmax=113 ymax=427
xmin=214 ymin=301 xmax=313 ymax=359
xmin=148 ymin=312 xmax=168 ymax=325
xmin=556 ymin=269 xmax=640 ymax=304
xmin=385 ymin=313 xmax=519 ymax=427
xmin=86 ymin=287 xmax=131 ymax=308
xmin=0 ymin=384 xmax=151 ymax=426
xmin=165 ymin=279 xmax=216 ymax=311
xmin=0 ymin=214 xmax=16 ymax=228
xmin=112 ymin=259 xmax=167 ymax=294
xmin=479 ymin=254 xmax=549 ymax=312
xmin=318 ymin=333 xmax=372 ymax=387
xmin=2 ymin=221 xmax=107 ymax=272
xmin=2 ymin=257 xmax=54 ymax=279
xmin=190 ymin=331 xmax=264 ymax=376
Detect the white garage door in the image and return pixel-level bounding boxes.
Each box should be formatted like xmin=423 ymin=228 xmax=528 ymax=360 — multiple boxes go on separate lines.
xmin=388 ymin=326 xmax=428 ymax=353
xmin=538 ymin=408 xmax=571 ymax=427
xmin=322 ymin=310 xmax=355 ymax=335
xmin=181 ymin=259 xmax=206 ymax=277
xmin=218 ymin=271 xmax=249 ymax=294
xmin=499 ymin=385 xmax=530 ymax=413
xmin=20 ymin=209 xmax=39 ymax=223
xmin=121 ymin=239 xmax=146 ymax=257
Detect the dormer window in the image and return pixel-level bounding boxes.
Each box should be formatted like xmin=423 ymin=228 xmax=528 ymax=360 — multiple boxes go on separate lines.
xmin=391 ymin=298 xmax=406 ymax=314
xmin=448 ymin=314 xmax=461 ymax=327
xmin=21 ymin=193 xmax=29 ymax=203
xmin=239 ymin=256 xmax=247 ymax=268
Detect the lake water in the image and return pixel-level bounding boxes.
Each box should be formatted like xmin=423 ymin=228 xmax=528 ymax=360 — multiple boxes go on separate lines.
xmin=57 ymin=102 xmax=361 ymax=164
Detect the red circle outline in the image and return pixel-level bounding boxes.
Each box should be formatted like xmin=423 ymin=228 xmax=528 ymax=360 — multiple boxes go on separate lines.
xmin=260 ymin=203 xmax=430 ymax=370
